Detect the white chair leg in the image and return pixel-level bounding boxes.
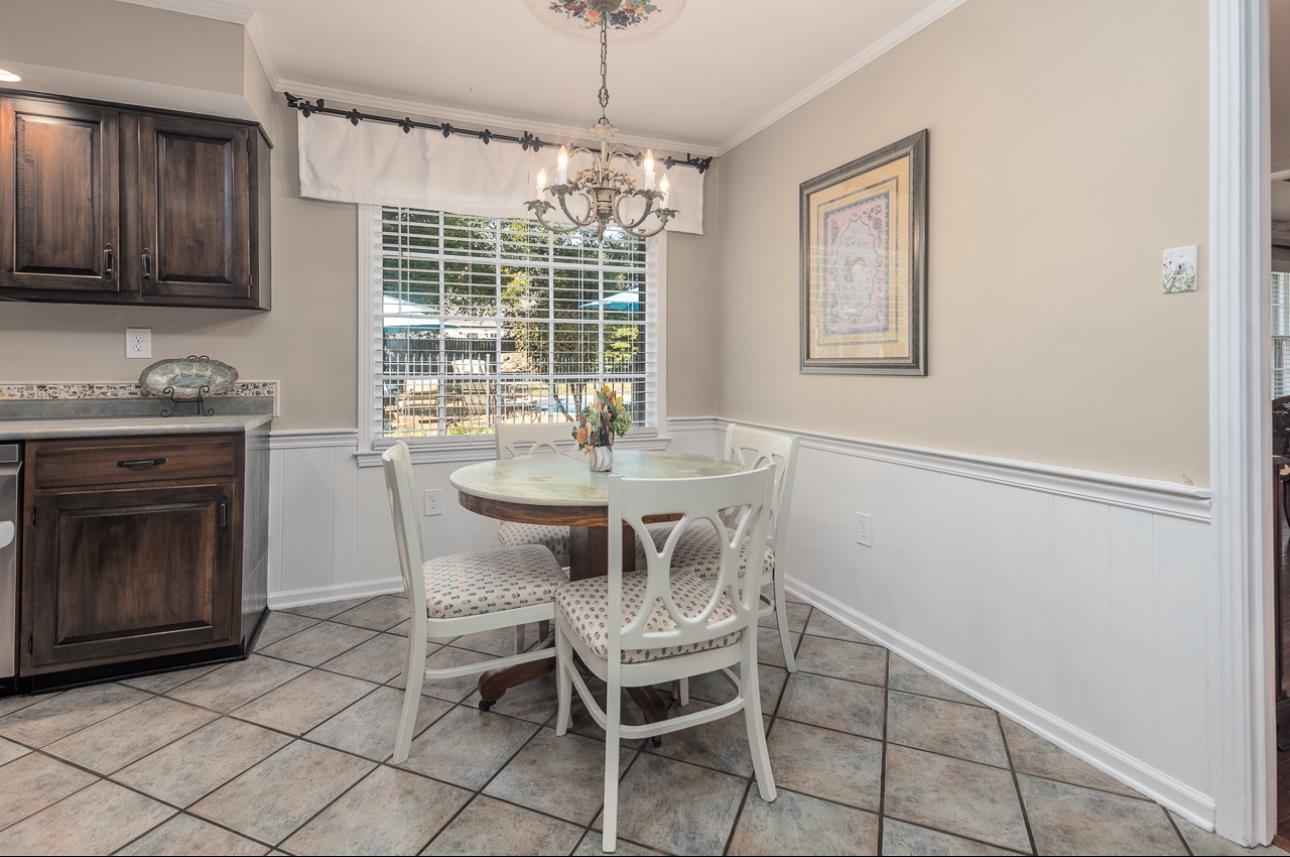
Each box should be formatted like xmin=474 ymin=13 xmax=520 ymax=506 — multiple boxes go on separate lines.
xmin=555 ymin=628 xmax=572 ymax=737
xmin=773 ymin=574 xmax=797 ymax=672
xmin=514 ymin=624 xmax=526 ymax=655
xmin=393 ymin=622 xmax=428 ymax=764
xmin=676 ymin=676 xmax=690 ymax=707
xmin=601 ymin=676 xmax=622 ymax=853
xmin=742 ymin=637 xmax=776 ymax=802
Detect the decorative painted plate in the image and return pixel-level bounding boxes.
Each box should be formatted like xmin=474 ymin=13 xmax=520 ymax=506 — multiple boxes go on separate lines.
xmin=138 ymin=356 xmax=238 ymax=400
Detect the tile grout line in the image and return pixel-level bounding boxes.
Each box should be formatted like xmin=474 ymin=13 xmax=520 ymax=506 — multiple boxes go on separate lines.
xmin=877 ymin=645 xmax=891 ymax=855
xmin=996 ymin=709 xmax=1038 ymax=855
xmin=1163 ymin=806 xmax=1196 ymax=856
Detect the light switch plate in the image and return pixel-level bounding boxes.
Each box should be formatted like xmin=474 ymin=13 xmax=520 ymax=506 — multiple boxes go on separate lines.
xmin=125 ymin=328 xmax=152 ymax=359
xmin=1162 ymin=245 xmax=1198 ymax=293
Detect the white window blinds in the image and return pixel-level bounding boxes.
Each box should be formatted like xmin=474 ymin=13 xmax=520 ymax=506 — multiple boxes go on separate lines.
xmin=1274 ymin=271 xmax=1290 ymax=398
xmin=365 ymin=206 xmax=660 ymax=440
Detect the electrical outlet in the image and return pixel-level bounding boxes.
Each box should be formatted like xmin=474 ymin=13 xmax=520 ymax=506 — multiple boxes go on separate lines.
xmin=423 ymin=489 xmax=443 ymax=517
xmin=125 ymin=328 xmax=151 ymax=359
xmin=854 ymin=512 xmax=873 ymax=547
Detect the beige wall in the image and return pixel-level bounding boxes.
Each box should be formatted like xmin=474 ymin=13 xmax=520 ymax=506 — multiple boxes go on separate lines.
xmin=0 ymin=0 xmax=722 ymax=430
xmin=714 ymin=0 xmax=1209 ymax=484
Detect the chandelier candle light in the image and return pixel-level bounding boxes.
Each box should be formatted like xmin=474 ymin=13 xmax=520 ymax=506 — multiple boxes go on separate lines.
xmin=527 ymin=0 xmax=677 ymax=239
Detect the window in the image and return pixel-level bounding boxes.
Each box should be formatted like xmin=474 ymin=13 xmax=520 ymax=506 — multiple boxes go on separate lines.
xmin=1275 ymin=271 xmax=1290 ymax=397
xmin=363 ymin=206 xmax=660 ymax=442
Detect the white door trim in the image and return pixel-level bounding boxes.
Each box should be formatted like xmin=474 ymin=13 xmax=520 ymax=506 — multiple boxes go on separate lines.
xmin=1210 ymin=0 xmax=1274 ymax=844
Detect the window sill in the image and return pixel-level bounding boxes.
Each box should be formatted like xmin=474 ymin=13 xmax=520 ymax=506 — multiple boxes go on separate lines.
xmin=353 ymin=429 xmax=669 ymax=468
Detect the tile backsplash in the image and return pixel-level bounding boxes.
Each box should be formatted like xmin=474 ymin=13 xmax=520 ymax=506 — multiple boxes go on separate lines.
xmin=0 ymin=381 xmax=278 ymax=400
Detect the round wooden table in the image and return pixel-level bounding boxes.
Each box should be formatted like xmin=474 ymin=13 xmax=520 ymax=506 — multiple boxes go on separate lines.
xmin=450 ymin=449 xmax=746 ymax=714
xmin=450 ymin=449 xmax=745 ymax=578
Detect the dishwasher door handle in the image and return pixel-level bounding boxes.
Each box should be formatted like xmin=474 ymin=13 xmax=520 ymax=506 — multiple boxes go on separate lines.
xmin=0 ymin=521 xmax=12 ymax=550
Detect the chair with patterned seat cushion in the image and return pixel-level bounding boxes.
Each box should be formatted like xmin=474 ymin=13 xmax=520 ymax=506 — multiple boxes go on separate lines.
xmin=382 ymin=441 xmax=565 ymax=763
xmin=495 ymin=422 xmax=575 ymax=567
xmin=554 ymin=466 xmax=778 ymax=853
xmin=637 ymin=424 xmax=801 ymax=673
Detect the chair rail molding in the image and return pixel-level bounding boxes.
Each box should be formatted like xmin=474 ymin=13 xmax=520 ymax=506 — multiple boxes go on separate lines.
xmin=667 ymin=416 xmax=1212 ymax=521
xmin=1208 ymin=0 xmax=1274 ymax=844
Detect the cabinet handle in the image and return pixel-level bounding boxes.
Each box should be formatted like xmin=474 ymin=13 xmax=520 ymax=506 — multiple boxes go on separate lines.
xmin=142 ymin=249 xmax=152 ymax=280
xmin=102 ymin=244 xmax=113 ymax=278
xmin=116 ymin=457 xmax=166 ymax=470
xmin=218 ymin=501 xmax=228 ymax=528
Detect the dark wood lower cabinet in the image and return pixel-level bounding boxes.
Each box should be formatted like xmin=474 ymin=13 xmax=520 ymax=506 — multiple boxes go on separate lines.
xmin=19 ymin=433 xmax=266 ymax=681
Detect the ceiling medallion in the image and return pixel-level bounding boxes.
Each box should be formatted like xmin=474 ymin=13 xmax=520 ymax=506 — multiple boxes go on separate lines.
xmin=525 ymin=0 xmax=677 ymax=240
xmin=526 ymin=0 xmax=685 ymax=40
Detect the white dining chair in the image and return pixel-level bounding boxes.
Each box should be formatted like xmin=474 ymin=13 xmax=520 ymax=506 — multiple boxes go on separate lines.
xmin=381 ymin=441 xmax=566 ymax=763
xmin=553 ymin=466 xmax=778 ymax=853
xmin=636 ymin=424 xmax=801 ymax=674
xmin=495 ymin=421 xmax=575 ymax=568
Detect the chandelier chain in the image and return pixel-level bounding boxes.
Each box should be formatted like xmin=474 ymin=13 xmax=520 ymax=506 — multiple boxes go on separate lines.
xmin=597 ymin=17 xmax=610 ymax=124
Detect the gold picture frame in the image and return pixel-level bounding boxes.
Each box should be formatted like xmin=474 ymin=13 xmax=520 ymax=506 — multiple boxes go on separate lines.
xmin=800 ymin=130 xmax=928 ymax=375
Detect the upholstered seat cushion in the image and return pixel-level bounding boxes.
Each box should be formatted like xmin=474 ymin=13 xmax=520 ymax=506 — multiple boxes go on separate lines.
xmin=634 ymin=521 xmax=775 ymax=579
xmin=498 ymin=522 xmax=571 ymax=567
xmin=555 ymin=570 xmax=742 ymax=664
xmin=426 ymin=544 xmax=566 ymax=619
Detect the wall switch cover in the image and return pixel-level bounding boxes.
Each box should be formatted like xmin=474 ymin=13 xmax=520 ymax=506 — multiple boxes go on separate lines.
xmin=125 ymin=328 xmax=152 ymax=359
xmin=1162 ymin=245 xmax=1198 ymax=293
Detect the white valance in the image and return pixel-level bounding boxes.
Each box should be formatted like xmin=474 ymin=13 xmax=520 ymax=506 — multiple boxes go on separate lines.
xmin=297 ymin=113 xmax=705 ymax=235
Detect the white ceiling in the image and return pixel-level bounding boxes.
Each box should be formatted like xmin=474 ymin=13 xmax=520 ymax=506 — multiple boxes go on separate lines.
xmin=120 ymin=0 xmax=963 ymax=154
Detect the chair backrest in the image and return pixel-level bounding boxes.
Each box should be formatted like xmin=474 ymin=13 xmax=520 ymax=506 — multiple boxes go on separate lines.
xmin=723 ymin=424 xmax=800 ymax=552
xmin=381 ymin=441 xmax=427 ymax=609
xmin=606 ymin=466 xmax=775 ymax=663
xmin=495 ymin=420 xmax=574 ymax=459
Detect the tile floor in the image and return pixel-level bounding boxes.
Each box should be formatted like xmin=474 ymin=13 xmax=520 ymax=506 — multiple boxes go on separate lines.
xmin=0 ymin=594 xmax=1283 ymax=856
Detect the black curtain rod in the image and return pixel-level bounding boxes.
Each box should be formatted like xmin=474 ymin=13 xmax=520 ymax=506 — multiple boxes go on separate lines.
xmin=283 ymin=93 xmax=713 ymax=174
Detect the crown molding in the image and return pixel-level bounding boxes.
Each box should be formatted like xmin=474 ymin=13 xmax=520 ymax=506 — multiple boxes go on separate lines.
xmin=243 ymin=11 xmax=279 ymax=88
xmin=118 ymin=0 xmax=969 ymax=160
xmin=275 ymin=78 xmax=722 ymax=158
xmin=714 ymin=0 xmax=970 ymax=154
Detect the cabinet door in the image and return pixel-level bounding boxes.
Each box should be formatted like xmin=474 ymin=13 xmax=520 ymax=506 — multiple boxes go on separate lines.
xmin=0 ymin=98 xmax=120 ymax=294
xmin=136 ymin=114 xmax=252 ymax=303
xmin=22 ymin=482 xmax=239 ymax=673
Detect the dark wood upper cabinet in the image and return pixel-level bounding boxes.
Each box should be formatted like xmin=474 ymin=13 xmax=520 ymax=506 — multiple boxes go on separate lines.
xmin=134 ymin=114 xmax=255 ymax=305
xmin=0 ymin=92 xmax=270 ymax=310
xmin=0 ymin=98 xmax=120 ymax=295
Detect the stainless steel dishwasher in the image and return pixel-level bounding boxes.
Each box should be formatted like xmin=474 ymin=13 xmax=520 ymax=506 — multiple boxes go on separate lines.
xmin=0 ymin=444 xmax=19 ymax=685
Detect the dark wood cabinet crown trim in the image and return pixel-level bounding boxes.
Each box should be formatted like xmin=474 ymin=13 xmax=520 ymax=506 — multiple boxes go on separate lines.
xmin=0 ymin=90 xmax=270 ymax=310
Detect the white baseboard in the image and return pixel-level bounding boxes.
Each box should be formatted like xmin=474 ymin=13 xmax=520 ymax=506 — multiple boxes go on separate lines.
xmin=786 ymin=574 xmax=1217 ymax=830
xmin=267 ymin=576 xmax=405 ymax=610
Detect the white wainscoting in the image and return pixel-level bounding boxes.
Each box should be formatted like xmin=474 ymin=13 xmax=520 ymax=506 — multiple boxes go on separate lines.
xmin=266 ymin=425 xmax=721 ymax=608
xmin=668 ymin=417 xmax=1215 ymax=829
xmin=267 ymin=417 xmax=1216 ymax=828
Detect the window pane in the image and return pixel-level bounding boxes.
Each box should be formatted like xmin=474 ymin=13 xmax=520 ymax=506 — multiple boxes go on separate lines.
xmin=373 ymin=206 xmax=652 ymax=440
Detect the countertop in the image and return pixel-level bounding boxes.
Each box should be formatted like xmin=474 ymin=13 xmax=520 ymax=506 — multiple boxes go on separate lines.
xmin=0 ymin=413 xmax=273 ymax=441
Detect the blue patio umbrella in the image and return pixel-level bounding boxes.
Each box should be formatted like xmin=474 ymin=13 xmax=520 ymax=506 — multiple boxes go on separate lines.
xmin=580 ymin=290 xmax=641 ymax=312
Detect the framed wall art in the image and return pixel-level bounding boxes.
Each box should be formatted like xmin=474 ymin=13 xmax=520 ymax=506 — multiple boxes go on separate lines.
xmin=800 ymin=129 xmax=928 ymax=375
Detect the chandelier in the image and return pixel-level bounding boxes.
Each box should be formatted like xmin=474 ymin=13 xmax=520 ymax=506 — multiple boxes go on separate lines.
xmin=525 ymin=0 xmax=676 ymax=240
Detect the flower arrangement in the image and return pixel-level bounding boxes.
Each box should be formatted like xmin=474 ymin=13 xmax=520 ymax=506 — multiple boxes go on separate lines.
xmin=573 ymin=385 xmax=632 ymax=451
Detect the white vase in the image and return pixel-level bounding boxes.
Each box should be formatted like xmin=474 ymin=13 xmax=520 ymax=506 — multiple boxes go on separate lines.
xmin=589 ymin=446 xmax=613 ymax=472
